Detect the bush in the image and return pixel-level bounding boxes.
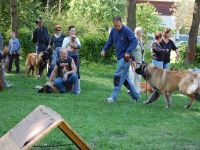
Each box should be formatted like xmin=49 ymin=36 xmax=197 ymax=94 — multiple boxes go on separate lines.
xmin=18 ymin=27 xmax=35 ymax=59
xmin=80 ymin=34 xmax=115 ymax=63
xmin=179 ymin=44 xmax=200 ymax=63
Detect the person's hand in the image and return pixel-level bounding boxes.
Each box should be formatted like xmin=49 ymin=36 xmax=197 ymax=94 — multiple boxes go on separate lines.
xmin=63 ymin=72 xmax=68 ymax=81
xmin=101 ymin=50 xmax=105 ymax=57
xmin=124 ymin=53 xmax=131 ymax=62
xmin=71 ymin=44 xmax=77 ymax=49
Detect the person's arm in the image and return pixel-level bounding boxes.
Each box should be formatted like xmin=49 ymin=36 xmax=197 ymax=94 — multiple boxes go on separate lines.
xmin=152 ymin=42 xmax=168 ymax=53
xmin=75 ymin=37 xmax=81 ymax=49
xmin=0 ymin=33 xmax=3 ymax=52
xmin=63 ymin=59 xmax=77 ymax=81
xmin=67 ymin=59 xmax=77 ymax=74
xmin=102 ymin=29 xmax=113 ymax=52
xmin=16 ymin=39 xmax=21 ymax=54
xmin=49 ymin=64 xmax=58 ymax=81
xmin=171 ymin=40 xmax=179 ymax=60
xmin=62 ymin=37 xmax=70 ymax=48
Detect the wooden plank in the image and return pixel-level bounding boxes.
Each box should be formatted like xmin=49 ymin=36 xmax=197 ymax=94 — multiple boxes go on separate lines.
xmin=58 ymin=122 xmax=92 ymax=150
xmin=0 ymin=105 xmax=92 ymax=150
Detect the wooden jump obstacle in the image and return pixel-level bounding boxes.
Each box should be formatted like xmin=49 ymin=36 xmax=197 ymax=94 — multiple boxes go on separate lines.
xmin=0 ymin=105 xmax=91 ymax=150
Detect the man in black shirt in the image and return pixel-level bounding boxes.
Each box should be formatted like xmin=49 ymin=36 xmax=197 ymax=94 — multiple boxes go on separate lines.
xmin=49 ymin=48 xmax=78 ymax=94
xmin=32 ymin=18 xmax=50 ymax=54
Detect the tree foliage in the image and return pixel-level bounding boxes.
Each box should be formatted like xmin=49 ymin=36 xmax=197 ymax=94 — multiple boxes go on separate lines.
xmin=172 ymin=0 xmax=194 ymax=33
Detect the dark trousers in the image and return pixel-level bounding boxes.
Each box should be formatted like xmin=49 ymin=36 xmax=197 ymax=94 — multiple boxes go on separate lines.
xmin=8 ymin=54 xmax=20 ymax=73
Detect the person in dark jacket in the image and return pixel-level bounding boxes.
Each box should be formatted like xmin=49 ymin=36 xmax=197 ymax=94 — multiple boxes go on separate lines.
xmin=160 ymin=28 xmax=179 ymax=69
xmin=47 ymin=25 xmax=66 ymax=78
xmin=152 ymin=32 xmax=169 ymax=68
xmin=32 ymin=17 xmax=50 ymax=54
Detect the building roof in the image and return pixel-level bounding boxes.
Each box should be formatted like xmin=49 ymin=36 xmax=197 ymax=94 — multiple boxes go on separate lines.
xmin=136 ymin=0 xmax=177 ymax=16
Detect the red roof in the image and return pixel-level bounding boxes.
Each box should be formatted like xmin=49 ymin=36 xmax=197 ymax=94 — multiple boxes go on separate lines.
xmin=136 ymin=0 xmax=176 ymax=16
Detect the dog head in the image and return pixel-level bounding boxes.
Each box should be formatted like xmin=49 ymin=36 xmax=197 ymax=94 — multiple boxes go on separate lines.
xmin=38 ymin=85 xmax=53 ymax=93
xmin=135 ymin=62 xmax=151 ymax=80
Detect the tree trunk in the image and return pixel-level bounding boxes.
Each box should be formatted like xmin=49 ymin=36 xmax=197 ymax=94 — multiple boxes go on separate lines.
xmin=126 ymin=0 xmax=136 ymax=31
xmin=58 ymin=0 xmax=61 ymax=16
xmin=46 ymin=0 xmax=50 ymax=12
xmin=10 ymin=0 xmax=18 ymax=36
xmin=184 ymin=0 xmax=200 ymax=64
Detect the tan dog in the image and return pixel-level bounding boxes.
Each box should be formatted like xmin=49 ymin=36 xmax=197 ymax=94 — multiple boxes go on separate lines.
xmin=26 ymin=53 xmax=40 ymax=76
xmin=135 ymin=63 xmax=200 ymax=108
xmin=140 ymin=82 xmax=153 ymax=93
xmin=26 ymin=51 xmax=49 ymax=77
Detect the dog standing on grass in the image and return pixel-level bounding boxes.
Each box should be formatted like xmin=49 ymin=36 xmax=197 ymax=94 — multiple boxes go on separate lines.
xmin=135 ymin=63 xmax=200 ymax=108
xmin=26 ymin=51 xmax=50 ymax=77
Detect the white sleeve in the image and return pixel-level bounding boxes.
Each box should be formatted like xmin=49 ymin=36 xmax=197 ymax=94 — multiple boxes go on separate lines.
xmin=62 ymin=37 xmax=70 ymax=48
xmin=76 ymin=37 xmax=81 ymax=47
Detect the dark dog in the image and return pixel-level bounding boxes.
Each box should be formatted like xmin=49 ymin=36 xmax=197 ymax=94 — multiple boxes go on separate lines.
xmin=135 ymin=62 xmax=200 ymax=108
xmin=37 ymin=81 xmax=73 ymax=93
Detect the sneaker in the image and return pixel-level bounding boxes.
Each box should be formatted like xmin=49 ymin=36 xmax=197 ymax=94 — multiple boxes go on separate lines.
xmin=105 ymin=97 xmax=115 ymax=103
xmin=5 ymin=83 xmax=12 ymax=88
xmin=131 ymin=99 xmax=139 ymax=103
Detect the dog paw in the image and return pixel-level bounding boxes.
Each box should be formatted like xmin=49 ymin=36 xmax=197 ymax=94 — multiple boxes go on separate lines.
xmin=184 ymin=104 xmax=191 ymax=109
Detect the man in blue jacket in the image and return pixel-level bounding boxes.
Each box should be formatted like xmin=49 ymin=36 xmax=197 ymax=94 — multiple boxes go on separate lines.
xmin=101 ymin=16 xmax=140 ymax=103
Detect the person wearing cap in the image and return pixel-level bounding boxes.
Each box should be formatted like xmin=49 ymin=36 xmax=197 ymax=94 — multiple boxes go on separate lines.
xmin=32 ymin=18 xmax=50 ymax=54
xmin=47 ymin=24 xmax=66 ymax=78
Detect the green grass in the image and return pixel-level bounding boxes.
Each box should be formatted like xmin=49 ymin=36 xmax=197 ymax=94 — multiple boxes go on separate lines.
xmin=1 ymin=61 xmax=200 ymax=150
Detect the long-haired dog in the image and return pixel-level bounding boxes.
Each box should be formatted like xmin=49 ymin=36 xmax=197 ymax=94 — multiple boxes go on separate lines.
xmin=36 ymin=81 xmax=73 ymax=93
xmin=36 ymin=81 xmax=59 ymax=93
xmin=135 ymin=63 xmax=200 ymax=108
xmin=26 ymin=51 xmax=50 ymax=77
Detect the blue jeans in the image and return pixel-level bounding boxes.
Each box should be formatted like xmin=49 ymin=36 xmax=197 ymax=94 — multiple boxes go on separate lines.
xmin=110 ymin=57 xmax=140 ymax=100
xmin=54 ymin=73 xmax=78 ymax=94
xmin=152 ymin=60 xmax=163 ymax=69
xmin=47 ymin=47 xmax=61 ymax=77
xmin=163 ymin=63 xmax=170 ymax=70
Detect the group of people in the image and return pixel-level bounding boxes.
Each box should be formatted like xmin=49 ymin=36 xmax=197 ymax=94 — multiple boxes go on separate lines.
xmin=1 ymin=16 xmax=179 ymax=99
xmin=101 ymin=16 xmax=179 ymax=103
xmin=32 ymin=18 xmax=81 ymax=94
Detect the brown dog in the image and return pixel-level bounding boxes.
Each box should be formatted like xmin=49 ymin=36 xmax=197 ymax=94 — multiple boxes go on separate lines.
xmin=135 ymin=63 xmax=200 ymax=108
xmin=26 ymin=51 xmax=49 ymax=77
xmin=140 ymin=82 xmax=153 ymax=93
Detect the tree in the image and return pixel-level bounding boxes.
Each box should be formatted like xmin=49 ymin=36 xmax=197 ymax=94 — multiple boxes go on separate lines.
xmin=173 ymin=0 xmax=194 ymax=33
xmin=126 ymin=0 xmax=136 ymax=31
xmin=10 ymin=0 xmax=18 ymax=36
xmin=136 ymin=3 xmax=163 ymax=39
xmin=184 ymin=0 xmax=200 ymax=64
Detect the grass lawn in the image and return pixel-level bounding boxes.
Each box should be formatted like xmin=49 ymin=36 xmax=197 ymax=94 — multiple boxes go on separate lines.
xmin=1 ymin=61 xmax=200 ymax=150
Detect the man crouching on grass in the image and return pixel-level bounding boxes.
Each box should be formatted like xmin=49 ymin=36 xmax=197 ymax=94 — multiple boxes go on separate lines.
xmin=49 ymin=48 xmax=79 ymax=94
xmin=101 ymin=16 xmax=140 ymax=103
